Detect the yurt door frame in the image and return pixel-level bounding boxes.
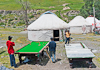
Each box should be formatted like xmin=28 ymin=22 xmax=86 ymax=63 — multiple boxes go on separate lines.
xmin=53 ymin=30 xmax=59 ymax=41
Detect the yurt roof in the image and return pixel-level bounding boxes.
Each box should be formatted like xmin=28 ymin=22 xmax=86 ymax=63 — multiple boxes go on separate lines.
xmin=27 ymin=11 xmax=69 ymax=30
xmin=68 ymin=16 xmax=91 ymax=27
xmin=86 ymin=17 xmax=99 ymax=24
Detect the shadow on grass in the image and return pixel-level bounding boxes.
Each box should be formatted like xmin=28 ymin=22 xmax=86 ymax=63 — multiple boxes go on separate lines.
xmin=71 ymin=61 xmax=96 ymax=68
xmin=0 ymin=51 xmax=6 ymax=54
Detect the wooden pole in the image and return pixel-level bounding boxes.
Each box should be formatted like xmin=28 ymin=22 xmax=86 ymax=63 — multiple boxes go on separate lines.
xmin=93 ymin=0 xmax=96 ymax=33
xmin=46 ymin=50 xmax=53 ymax=63
xmin=93 ymin=7 xmax=96 ymax=30
xmin=25 ymin=0 xmax=28 ymax=27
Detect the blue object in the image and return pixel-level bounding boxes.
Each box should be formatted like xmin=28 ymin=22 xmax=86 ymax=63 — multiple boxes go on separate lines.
xmin=9 ymin=54 xmax=17 ymax=68
xmin=60 ymin=40 xmax=63 ymax=42
xmin=95 ymin=31 xmax=98 ymax=34
xmin=0 ymin=66 xmax=14 ymax=70
xmin=40 ymin=11 xmax=57 ymax=17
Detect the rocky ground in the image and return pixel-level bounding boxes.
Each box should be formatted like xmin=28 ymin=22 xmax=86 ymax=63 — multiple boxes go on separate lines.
xmin=14 ymin=33 xmax=100 ymax=70
xmin=0 ymin=32 xmax=100 ymax=70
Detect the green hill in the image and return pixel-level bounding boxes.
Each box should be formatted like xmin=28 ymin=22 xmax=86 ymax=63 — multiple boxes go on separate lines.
xmin=0 ymin=0 xmax=85 ymax=27
xmin=0 ymin=0 xmax=84 ymax=11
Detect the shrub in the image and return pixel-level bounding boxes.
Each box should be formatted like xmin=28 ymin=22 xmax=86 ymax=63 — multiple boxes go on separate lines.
xmin=13 ymin=26 xmax=16 ymax=28
xmin=15 ymin=18 xmax=17 ymax=20
xmin=9 ymin=18 xmax=14 ymax=22
xmin=29 ymin=15 xmax=34 ymax=19
xmin=0 ymin=22 xmax=4 ymax=25
xmin=16 ymin=21 xmax=25 ymax=26
xmin=8 ymin=20 xmax=11 ymax=24
xmin=8 ymin=24 xmax=11 ymax=27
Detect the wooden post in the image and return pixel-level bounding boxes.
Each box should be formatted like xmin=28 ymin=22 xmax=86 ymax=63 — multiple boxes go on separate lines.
xmin=46 ymin=50 xmax=53 ymax=63
xmin=25 ymin=0 xmax=28 ymax=27
xmin=93 ymin=7 xmax=96 ymax=30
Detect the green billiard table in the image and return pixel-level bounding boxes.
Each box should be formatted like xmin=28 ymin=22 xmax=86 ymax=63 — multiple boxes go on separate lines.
xmin=15 ymin=41 xmax=49 ymax=63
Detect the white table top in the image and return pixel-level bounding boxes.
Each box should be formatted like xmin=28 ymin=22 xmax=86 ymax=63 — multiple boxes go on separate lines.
xmin=66 ymin=49 xmax=95 ymax=58
xmin=65 ymin=43 xmax=88 ymax=50
xmin=65 ymin=43 xmax=95 ymax=58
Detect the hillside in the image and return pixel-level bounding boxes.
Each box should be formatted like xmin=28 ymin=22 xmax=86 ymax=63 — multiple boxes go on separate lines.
xmin=0 ymin=0 xmax=85 ymax=27
xmin=0 ymin=0 xmax=84 ymax=11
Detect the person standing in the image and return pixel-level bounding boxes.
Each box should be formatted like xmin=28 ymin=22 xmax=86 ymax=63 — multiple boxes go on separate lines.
xmin=6 ymin=36 xmax=17 ymax=68
xmin=65 ymin=30 xmax=71 ymax=45
xmin=44 ymin=37 xmax=56 ymax=63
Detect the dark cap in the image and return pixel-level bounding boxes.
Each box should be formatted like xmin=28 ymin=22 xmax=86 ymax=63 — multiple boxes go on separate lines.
xmin=50 ymin=37 xmax=54 ymax=40
xmin=8 ymin=36 xmax=13 ymax=40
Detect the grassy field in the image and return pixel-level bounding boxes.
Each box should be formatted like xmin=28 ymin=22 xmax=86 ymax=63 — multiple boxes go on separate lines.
xmin=0 ymin=0 xmax=84 ymax=10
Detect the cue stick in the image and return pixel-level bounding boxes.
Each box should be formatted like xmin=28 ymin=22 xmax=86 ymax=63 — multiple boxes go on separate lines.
xmin=46 ymin=50 xmax=53 ymax=63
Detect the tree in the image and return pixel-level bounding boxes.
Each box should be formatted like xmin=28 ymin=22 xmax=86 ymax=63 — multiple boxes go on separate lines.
xmin=80 ymin=0 xmax=93 ymax=18
xmin=80 ymin=0 xmax=100 ymax=20
xmin=94 ymin=0 xmax=100 ymax=20
xmin=18 ymin=0 xmax=30 ymax=27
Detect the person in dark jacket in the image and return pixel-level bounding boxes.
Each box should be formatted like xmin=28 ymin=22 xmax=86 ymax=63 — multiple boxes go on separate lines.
xmin=44 ymin=37 xmax=56 ymax=63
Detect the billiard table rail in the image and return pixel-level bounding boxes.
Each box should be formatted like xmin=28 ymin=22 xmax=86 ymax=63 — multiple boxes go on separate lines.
xmin=15 ymin=41 xmax=49 ymax=54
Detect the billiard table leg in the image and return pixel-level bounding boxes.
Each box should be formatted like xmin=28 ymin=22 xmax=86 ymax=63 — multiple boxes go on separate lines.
xmin=89 ymin=58 xmax=92 ymax=68
xmin=46 ymin=48 xmax=48 ymax=52
xmin=68 ymin=58 xmax=73 ymax=68
xmin=18 ymin=54 xmax=22 ymax=63
xmin=41 ymin=50 xmax=44 ymax=57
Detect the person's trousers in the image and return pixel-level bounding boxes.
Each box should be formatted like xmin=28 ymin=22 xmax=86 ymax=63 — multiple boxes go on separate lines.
xmin=9 ymin=54 xmax=17 ymax=67
xmin=50 ymin=51 xmax=56 ymax=62
xmin=65 ymin=37 xmax=70 ymax=44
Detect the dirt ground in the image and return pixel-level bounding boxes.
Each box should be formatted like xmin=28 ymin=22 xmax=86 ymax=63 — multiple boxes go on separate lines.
xmin=12 ymin=33 xmax=100 ymax=70
xmin=1 ymin=32 xmax=100 ymax=70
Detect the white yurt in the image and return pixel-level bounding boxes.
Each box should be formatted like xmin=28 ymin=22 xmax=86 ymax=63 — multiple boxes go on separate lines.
xmin=68 ymin=16 xmax=92 ymax=34
xmin=86 ymin=17 xmax=100 ymax=32
xmin=27 ymin=11 xmax=69 ymax=41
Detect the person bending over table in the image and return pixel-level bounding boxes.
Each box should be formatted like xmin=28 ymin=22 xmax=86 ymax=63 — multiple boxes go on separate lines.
xmin=65 ymin=30 xmax=71 ymax=45
xmin=44 ymin=37 xmax=56 ymax=63
xmin=6 ymin=36 xmax=17 ymax=68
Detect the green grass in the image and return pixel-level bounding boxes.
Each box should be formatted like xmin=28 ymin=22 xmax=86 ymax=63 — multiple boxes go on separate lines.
xmin=0 ymin=0 xmax=84 ymax=10
xmin=0 ymin=49 xmax=19 ymax=68
xmin=0 ymin=28 xmax=30 ymax=68
xmin=72 ymin=33 xmax=100 ymax=42
xmin=0 ymin=27 xmax=23 ymax=32
xmin=95 ymin=53 xmax=100 ymax=65
xmin=0 ymin=0 xmax=21 ymax=10
xmin=16 ymin=36 xmax=31 ymax=44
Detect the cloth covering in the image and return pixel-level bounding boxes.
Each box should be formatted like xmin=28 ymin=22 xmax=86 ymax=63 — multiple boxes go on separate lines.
xmin=0 ymin=66 xmax=14 ymax=70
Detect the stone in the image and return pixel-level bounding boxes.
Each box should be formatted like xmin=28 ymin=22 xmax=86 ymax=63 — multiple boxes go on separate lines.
xmin=63 ymin=7 xmax=70 ymax=10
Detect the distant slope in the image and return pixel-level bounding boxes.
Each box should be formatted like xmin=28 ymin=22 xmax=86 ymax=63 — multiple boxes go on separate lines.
xmin=0 ymin=0 xmax=84 ymax=10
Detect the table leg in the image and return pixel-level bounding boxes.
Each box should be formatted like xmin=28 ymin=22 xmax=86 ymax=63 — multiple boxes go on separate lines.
xmin=89 ymin=58 xmax=92 ymax=68
xmin=19 ymin=54 xmax=22 ymax=63
xmin=41 ymin=50 xmax=44 ymax=57
xmin=68 ymin=58 xmax=73 ymax=68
